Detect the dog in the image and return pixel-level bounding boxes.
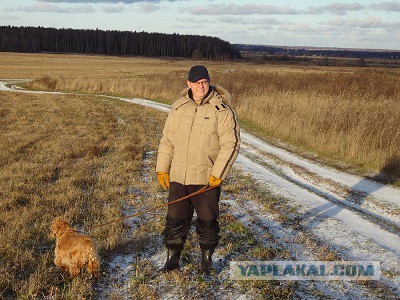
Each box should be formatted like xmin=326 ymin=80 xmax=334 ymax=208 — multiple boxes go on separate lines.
xmin=50 ymin=217 xmax=100 ymax=279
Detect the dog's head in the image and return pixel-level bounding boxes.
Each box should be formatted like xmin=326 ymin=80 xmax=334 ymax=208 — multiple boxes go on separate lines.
xmin=50 ymin=217 xmax=73 ymax=238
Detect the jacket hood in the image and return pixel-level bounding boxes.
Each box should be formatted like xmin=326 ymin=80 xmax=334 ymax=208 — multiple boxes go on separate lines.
xmin=181 ymin=85 xmax=232 ymax=106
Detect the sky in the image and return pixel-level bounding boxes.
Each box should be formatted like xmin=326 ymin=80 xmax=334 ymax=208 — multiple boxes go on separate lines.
xmin=1 ymin=1 xmax=400 ymax=50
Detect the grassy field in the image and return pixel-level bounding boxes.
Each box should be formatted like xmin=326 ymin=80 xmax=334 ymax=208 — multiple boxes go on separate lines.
xmin=1 ymin=52 xmax=398 ymax=180
xmin=0 ymin=91 xmax=165 ymax=298
xmin=1 ymin=52 xmax=399 ymax=298
xmin=0 ymin=90 xmax=309 ymax=299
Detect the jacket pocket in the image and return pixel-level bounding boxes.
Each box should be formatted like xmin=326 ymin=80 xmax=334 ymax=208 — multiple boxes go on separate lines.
xmin=206 ymin=155 xmax=214 ymax=166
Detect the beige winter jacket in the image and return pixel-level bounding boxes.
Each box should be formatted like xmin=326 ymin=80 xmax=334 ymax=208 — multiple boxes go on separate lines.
xmin=156 ymin=85 xmax=240 ymax=185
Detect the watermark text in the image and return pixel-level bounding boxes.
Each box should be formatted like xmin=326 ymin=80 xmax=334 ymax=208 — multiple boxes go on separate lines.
xmin=230 ymin=261 xmax=380 ymax=280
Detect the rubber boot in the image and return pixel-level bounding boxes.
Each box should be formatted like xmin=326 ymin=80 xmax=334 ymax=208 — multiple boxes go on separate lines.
xmin=162 ymin=248 xmax=182 ymax=272
xmin=201 ymin=249 xmax=214 ymax=275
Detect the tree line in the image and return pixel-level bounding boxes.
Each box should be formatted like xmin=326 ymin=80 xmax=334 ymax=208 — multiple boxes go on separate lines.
xmin=236 ymin=44 xmax=400 ymax=60
xmin=0 ymin=26 xmax=241 ymax=60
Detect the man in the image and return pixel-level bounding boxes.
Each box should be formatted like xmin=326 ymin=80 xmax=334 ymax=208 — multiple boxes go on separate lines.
xmin=156 ymin=65 xmax=240 ymax=274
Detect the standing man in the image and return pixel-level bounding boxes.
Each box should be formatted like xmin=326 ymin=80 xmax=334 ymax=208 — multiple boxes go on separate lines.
xmin=156 ymin=65 xmax=240 ymax=274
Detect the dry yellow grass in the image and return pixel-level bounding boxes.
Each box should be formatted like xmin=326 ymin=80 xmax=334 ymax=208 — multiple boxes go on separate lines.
xmin=2 ymin=52 xmax=399 ymax=177
xmin=225 ymin=70 xmax=400 ymax=173
xmin=0 ymin=91 xmax=165 ymax=298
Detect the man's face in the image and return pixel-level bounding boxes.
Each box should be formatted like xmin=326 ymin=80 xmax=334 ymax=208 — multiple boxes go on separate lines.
xmin=187 ymin=79 xmax=210 ymax=100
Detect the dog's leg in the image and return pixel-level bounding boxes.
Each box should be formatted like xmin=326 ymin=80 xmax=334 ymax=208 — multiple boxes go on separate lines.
xmin=54 ymin=257 xmax=61 ymax=267
xmin=86 ymin=253 xmax=100 ymax=277
xmin=68 ymin=265 xmax=81 ymax=279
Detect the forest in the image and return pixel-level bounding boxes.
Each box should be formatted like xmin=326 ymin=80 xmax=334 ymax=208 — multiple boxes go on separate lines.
xmin=0 ymin=26 xmax=241 ymax=60
xmin=236 ymin=44 xmax=400 ymax=60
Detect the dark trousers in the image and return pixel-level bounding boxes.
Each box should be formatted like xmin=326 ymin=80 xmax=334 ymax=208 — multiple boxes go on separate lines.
xmin=163 ymin=182 xmax=221 ymax=250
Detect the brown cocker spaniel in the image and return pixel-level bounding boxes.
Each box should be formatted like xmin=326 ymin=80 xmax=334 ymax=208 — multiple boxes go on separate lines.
xmin=50 ymin=217 xmax=100 ymax=279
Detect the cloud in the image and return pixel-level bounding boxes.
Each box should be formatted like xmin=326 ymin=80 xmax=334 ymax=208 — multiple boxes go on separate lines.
xmin=278 ymin=23 xmax=315 ymax=33
xmin=138 ymin=3 xmax=161 ymax=13
xmin=102 ymin=5 xmax=125 ymax=13
xmin=8 ymin=1 xmax=96 ymax=13
xmin=325 ymin=17 xmax=382 ymax=28
xmin=251 ymin=17 xmax=282 ymax=25
xmin=306 ymin=2 xmax=365 ymax=15
xmin=324 ymin=16 xmax=400 ymax=28
xmin=177 ymin=17 xmax=215 ymax=24
xmin=212 ymin=16 xmax=281 ymax=25
xmin=218 ymin=17 xmax=248 ymax=24
xmin=38 ymin=0 xmax=174 ymax=3
xmin=188 ymin=4 xmax=301 ymax=15
xmin=177 ymin=16 xmax=282 ymax=26
xmin=370 ymin=1 xmax=400 ymax=12
xmin=187 ymin=2 xmax=400 ymax=16
xmin=11 ymin=2 xmax=70 ymax=13
xmin=0 ymin=15 xmax=20 ymax=21
xmin=74 ymin=5 xmax=96 ymax=13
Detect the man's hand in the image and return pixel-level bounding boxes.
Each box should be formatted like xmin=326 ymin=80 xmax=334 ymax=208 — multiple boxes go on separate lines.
xmin=157 ymin=172 xmax=170 ymax=190
xmin=209 ymin=175 xmax=222 ymax=187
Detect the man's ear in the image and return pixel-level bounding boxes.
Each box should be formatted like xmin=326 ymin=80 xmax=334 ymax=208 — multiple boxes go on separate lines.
xmin=186 ymin=80 xmax=192 ymax=88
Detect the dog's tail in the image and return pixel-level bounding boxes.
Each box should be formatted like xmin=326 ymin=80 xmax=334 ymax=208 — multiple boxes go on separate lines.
xmin=86 ymin=247 xmax=100 ymax=278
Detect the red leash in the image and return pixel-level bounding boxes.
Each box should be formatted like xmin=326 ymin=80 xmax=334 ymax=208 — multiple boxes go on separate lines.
xmin=82 ymin=184 xmax=218 ymax=233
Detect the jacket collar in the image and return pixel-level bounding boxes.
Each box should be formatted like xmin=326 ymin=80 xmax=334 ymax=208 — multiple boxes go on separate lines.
xmin=182 ymin=85 xmax=232 ymax=106
xmin=188 ymin=87 xmax=214 ymax=106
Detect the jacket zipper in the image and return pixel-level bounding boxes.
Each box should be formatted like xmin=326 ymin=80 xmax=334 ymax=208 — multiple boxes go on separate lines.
xmin=184 ymin=105 xmax=197 ymax=183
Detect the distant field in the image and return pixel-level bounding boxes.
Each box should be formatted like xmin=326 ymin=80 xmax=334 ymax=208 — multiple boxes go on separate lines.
xmin=2 ymin=52 xmax=399 ymax=180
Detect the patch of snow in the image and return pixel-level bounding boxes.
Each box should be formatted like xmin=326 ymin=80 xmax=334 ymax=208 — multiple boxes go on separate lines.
xmin=223 ymin=199 xmax=384 ymax=299
xmin=241 ymin=133 xmax=400 ymax=206
xmin=241 ymin=143 xmax=400 ymax=228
